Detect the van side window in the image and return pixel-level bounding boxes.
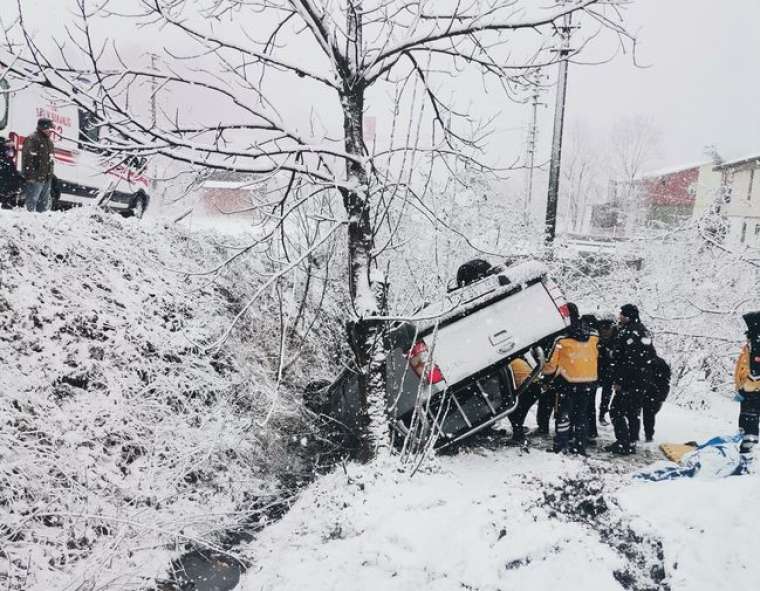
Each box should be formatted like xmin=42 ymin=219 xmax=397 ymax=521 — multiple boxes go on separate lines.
xmin=0 ymin=78 xmax=9 ymax=130
xmin=78 ymin=108 xmax=101 ymax=151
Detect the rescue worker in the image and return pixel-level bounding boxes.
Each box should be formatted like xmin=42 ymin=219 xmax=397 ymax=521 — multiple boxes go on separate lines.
xmin=734 ymin=312 xmax=760 ymax=455
xmin=635 ymin=353 xmax=671 ymax=442
xmin=506 ymin=355 xmax=541 ymax=446
xmin=542 ymin=303 xmax=599 ymax=455
xmin=596 ymin=317 xmax=618 ymax=425
xmin=21 ymin=118 xmax=55 ymax=213
xmin=0 ymin=136 xmax=24 ymax=208
xmin=606 ymin=304 xmax=655 ymax=455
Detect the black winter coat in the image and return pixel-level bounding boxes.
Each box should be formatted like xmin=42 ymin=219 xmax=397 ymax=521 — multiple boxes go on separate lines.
xmin=0 ymin=153 xmax=24 ymax=198
xmin=597 ymin=328 xmax=617 ymax=385
xmin=610 ymin=320 xmax=656 ymax=387
xmin=21 ymin=131 xmax=55 ymax=182
xmin=649 ymin=356 xmax=671 ymax=403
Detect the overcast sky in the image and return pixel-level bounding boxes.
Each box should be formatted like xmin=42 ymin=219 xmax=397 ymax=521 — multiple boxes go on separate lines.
xmin=10 ymin=0 xmax=760 ymax=173
xmin=563 ymin=0 xmax=760 ymax=169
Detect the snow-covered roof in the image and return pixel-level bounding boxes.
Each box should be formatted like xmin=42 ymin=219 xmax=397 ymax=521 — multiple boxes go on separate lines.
xmin=714 ymin=153 xmax=760 ymax=171
xmin=638 ymin=161 xmax=709 ymax=180
xmin=202 ymin=180 xmax=251 ymax=190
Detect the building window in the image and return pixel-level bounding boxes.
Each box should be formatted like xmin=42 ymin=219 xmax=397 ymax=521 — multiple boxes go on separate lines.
xmin=749 ymin=169 xmax=755 ymax=201
xmin=741 ymin=220 xmax=748 ymax=243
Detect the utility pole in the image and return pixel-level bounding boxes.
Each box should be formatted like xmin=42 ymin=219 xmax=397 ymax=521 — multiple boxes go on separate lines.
xmin=544 ymin=4 xmax=575 ymax=246
xmin=524 ymin=69 xmax=545 ymax=225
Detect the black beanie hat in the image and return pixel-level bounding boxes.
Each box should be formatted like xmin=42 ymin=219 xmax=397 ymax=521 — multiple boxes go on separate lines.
xmin=37 ymin=118 xmax=54 ymax=130
xmin=620 ymin=303 xmax=639 ymax=321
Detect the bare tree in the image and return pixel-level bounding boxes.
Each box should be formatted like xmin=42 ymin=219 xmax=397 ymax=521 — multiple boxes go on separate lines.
xmin=560 ymin=123 xmax=605 ymax=233
xmin=608 ymin=114 xmax=663 ymax=232
xmin=1 ymin=0 xmax=632 ymax=460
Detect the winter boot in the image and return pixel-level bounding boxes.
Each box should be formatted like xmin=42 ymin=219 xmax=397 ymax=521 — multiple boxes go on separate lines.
xmin=604 ymin=441 xmax=631 ymax=455
xmin=507 ymin=426 xmax=528 ymax=447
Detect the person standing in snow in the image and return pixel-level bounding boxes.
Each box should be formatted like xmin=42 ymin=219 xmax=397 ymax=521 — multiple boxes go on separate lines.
xmin=596 ymin=317 xmax=618 ymax=426
xmin=0 ymin=136 xmax=24 ymax=208
xmin=506 ymin=355 xmax=542 ymax=446
xmin=734 ymin=312 xmax=760 ymax=455
xmin=542 ymin=303 xmax=599 ymax=455
xmin=606 ymin=304 xmax=656 ymax=455
xmin=21 ymin=118 xmax=55 ymax=213
xmin=635 ymin=353 xmax=671 ymax=443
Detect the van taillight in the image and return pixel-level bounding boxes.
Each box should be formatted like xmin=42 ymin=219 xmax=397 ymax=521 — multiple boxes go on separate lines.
xmin=407 ymin=341 xmax=445 ymax=385
xmin=558 ymin=303 xmax=571 ymax=318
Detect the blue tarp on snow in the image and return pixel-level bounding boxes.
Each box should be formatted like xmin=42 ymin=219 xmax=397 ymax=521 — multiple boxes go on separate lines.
xmin=634 ymin=433 xmax=749 ymax=482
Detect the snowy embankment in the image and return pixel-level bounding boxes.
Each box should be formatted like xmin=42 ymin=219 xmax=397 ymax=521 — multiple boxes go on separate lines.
xmin=0 ymin=209 xmax=335 ymax=590
xmin=240 ymin=398 xmax=760 ymax=591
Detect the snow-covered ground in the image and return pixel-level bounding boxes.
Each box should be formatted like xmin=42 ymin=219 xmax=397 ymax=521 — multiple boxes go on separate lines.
xmin=239 ymin=399 xmax=759 ymax=591
xmin=4 ymin=207 xmax=759 ymax=591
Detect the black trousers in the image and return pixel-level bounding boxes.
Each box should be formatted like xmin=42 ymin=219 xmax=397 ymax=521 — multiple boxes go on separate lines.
xmin=586 ymin=384 xmax=599 ymax=438
xmin=508 ymin=383 xmax=541 ymax=432
xmin=554 ymin=383 xmax=593 ymax=452
xmin=598 ymin=382 xmax=613 ymax=417
xmin=739 ymin=392 xmax=760 ymax=452
xmin=611 ymin=385 xmax=645 ymax=447
xmin=639 ymin=396 xmax=662 ymax=441
xmin=536 ymin=386 xmax=556 ymax=433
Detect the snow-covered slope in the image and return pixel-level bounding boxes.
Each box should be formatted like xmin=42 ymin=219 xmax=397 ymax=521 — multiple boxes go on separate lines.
xmin=239 ymin=401 xmax=759 ymax=591
xmin=0 ymin=209 xmax=337 ymax=590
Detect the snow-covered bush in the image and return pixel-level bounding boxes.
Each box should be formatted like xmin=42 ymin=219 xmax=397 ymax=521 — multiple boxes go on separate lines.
xmin=0 ymin=210 xmax=342 ymax=590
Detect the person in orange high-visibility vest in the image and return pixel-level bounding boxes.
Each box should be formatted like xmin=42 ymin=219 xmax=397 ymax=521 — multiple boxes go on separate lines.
xmin=542 ymin=303 xmax=599 ymax=455
xmin=735 ymin=312 xmax=760 ymax=455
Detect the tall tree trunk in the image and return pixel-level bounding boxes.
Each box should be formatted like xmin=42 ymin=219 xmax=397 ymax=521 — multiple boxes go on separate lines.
xmin=342 ymin=85 xmax=389 ymax=461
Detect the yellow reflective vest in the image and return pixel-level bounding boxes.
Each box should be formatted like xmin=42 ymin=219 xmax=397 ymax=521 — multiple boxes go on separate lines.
xmin=543 ymin=335 xmax=599 ymax=384
xmin=508 ymin=357 xmax=533 ymax=389
xmin=734 ymin=343 xmax=760 ymax=392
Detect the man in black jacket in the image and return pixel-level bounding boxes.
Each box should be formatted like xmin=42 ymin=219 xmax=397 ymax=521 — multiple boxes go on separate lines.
xmin=606 ymin=304 xmax=656 ymax=455
xmin=0 ymin=136 xmax=24 ymax=207
xmin=21 ymin=118 xmax=55 ymax=213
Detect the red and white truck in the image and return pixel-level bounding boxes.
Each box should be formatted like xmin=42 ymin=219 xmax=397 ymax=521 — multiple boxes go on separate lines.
xmin=0 ymin=78 xmax=150 ymax=217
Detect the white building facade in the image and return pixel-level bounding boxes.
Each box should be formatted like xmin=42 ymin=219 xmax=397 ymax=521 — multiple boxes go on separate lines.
xmin=714 ymin=155 xmax=760 ymax=249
